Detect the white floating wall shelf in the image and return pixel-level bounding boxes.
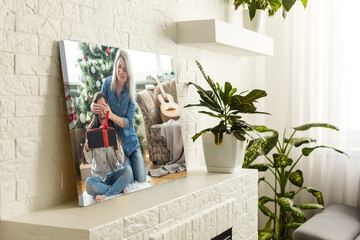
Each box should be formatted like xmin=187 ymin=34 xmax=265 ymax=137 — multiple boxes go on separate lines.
xmin=177 ymin=19 xmax=274 ymax=56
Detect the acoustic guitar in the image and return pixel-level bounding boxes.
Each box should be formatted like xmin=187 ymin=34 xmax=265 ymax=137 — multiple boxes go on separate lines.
xmin=154 ymin=77 xmax=180 ymax=123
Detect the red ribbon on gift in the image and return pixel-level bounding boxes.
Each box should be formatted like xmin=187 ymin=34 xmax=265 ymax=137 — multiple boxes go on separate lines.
xmin=101 ymin=111 xmax=109 ymax=147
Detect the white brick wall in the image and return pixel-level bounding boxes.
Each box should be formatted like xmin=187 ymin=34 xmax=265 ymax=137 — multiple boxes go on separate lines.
xmin=0 ymin=0 xmax=259 ymax=224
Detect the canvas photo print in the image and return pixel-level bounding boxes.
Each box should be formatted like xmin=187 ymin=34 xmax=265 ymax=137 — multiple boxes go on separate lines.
xmin=59 ymin=40 xmax=186 ymax=206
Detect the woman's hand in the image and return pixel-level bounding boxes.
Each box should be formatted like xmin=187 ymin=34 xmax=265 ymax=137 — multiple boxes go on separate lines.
xmin=101 ymin=102 xmax=125 ymax=128
xmin=101 ymin=102 xmax=114 ymax=120
xmin=91 ymin=103 xmax=103 ymax=115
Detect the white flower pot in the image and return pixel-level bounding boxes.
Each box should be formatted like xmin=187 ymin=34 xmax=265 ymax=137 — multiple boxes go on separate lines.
xmin=202 ymin=133 xmax=246 ymax=173
xmin=242 ymin=9 xmax=264 ymax=33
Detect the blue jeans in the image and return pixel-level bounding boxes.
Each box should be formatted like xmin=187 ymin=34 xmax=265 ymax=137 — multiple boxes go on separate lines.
xmin=85 ymin=166 xmax=132 ymax=197
xmin=124 ymin=147 xmax=146 ymax=182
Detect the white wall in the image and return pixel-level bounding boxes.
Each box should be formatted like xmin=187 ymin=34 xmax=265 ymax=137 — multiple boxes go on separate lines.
xmin=0 ymin=0 xmax=263 ymax=219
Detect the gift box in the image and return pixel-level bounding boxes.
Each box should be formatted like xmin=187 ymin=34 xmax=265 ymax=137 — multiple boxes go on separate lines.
xmin=87 ymin=112 xmax=117 ymax=149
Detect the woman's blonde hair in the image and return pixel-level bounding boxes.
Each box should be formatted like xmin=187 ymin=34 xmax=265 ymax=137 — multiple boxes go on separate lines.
xmin=111 ymin=49 xmax=136 ymax=103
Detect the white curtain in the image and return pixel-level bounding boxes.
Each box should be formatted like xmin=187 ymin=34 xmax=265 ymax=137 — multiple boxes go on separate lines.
xmin=264 ymin=0 xmax=360 ymax=211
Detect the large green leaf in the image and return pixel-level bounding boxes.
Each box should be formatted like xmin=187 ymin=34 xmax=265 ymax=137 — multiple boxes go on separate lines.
xmin=199 ymin=90 xmax=220 ymax=110
xmin=229 ymin=89 xmax=267 ymax=113
xmin=282 ymin=0 xmax=296 ymax=11
xmin=185 ymin=82 xmax=220 ymax=112
xmin=289 ymin=170 xmax=304 ymax=187
xmin=185 ymin=82 xmax=213 ymax=105
xmin=195 ymin=60 xmax=220 ymax=102
xmin=273 ymin=153 xmax=293 ymax=167
xmin=191 ymin=128 xmax=212 ymax=142
xmin=230 ymin=95 xmax=256 ymax=113
xmin=198 ymin=111 xmax=219 ymax=118
xmin=302 ymin=145 xmax=349 ymax=157
xmin=291 ymin=206 xmax=307 ymax=223
xmin=285 ymin=222 xmax=303 ymax=229
xmin=242 ymin=89 xmax=267 ymax=103
xmin=243 ymin=138 xmax=263 ymax=168
xmin=230 ymin=120 xmax=247 ymax=131
xmin=249 ymin=163 xmax=270 ymax=172
xmin=216 ymin=82 xmax=223 ymax=100
xmin=269 ymin=0 xmax=282 ymax=10
xmin=299 ymin=203 xmax=324 ymax=210
xmin=277 ymin=198 xmax=307 ymax=223
xmin=229 ymin=88 xmax=237 ymax=98
xmin=264 ymin=218 xmax=272 ymax=232
xmin=252 ymin=125 xmax=276 ymax=133
xmin=277 ymin=197 xmax=293 ymax=211
xmin=232 ymin=130 xmax=247 ymax=141
xmin=249 ymin=1 xmax=257 ymax=20
xmin=259 ymin=196 xmax=275 ymax=217
xmin=258 ymin=231 xmax=273 ymax=240
xmin=223 ymin=82 xmax=233 ymax=106
xmin=243 ymin=131 xmax=278 ymax=167
xmin=262 ymin=132 xmax=279 ymax=155
xmin=211 ymin=122 xmax=226 ymax=145
xmin=285 ymin=137 xmax=316 ymax=147
xmin=305 ymin=187 xmax=324 ymax=205
xmin=294 ymin=123 xmax=339 ymax=131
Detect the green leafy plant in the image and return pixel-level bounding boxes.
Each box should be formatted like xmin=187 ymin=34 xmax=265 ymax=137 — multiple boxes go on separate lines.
xmin=184 ymin=61 xmax=268 ymax=145
xmin=233 ymin=0 xmax=309 ymax=20
xmin=243 ymin=123 xmax=348 ymax=240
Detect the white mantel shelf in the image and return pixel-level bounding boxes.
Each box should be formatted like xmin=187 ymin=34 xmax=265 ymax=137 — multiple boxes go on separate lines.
xmin=0 ymin=169 xmax=258 ymax=240
xmin=177 ymin=19 xmax=274 ymax=56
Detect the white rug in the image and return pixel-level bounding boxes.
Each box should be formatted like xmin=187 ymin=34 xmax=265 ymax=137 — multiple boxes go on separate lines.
xmin=79 ymin=175 xmax=152 ymax=206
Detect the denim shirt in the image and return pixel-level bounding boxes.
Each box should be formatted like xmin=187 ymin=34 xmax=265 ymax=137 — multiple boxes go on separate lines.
xmin=102 ymin=76 xmax=140 ymax=157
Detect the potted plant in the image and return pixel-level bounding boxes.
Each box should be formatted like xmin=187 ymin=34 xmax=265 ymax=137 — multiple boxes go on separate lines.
xmin=232 ymin=0 xmax=309 ymax=32
xmin=184 ymin=61 xmax=268 ymax=173
xmin=243 ymin=123 xmax=348 ymax=240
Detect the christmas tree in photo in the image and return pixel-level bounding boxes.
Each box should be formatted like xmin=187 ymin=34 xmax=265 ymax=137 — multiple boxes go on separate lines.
xmin=74 ymin=43 xmax=116 ymax=129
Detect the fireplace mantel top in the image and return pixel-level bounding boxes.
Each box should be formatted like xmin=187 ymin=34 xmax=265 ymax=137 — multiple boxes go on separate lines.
xmin=1 ymin=168 xmax=258 ymax=240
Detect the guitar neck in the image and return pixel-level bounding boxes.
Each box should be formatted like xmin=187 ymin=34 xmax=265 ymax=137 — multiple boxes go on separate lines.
xmin=154 ymin=77 xmax=167 ymax=99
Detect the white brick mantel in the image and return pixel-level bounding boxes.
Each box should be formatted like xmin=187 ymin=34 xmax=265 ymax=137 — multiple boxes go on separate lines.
xmin=0 ymin=169 xmax=258 ymax=240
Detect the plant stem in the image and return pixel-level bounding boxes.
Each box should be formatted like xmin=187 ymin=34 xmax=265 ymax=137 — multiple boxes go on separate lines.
xmin=279 ymin=166 xmax=287 ymax=239
xmin=276 ymin=141 xmax=281 ymax=152
xmin=265 ymin=155 xmax=274 ymax=165
xmin=261 ymin=179 xmax=276 ymax=193
xmin=280 ymin=167 xmax=286 ymax=195
xmin=293 ymin=187 xmax=306 ymax=197
xmin=284 ymin=129 xmax=297 ymax=154
xmin=269 ymin=167 xmax=281 ymax=183
xmin=286 ymin=144 xmax=294 ymax=157
xmin=224 ymin=109 xmax=228 ymax=132
xmin=286 ymin=154 xmax=304 ymax=181
xmin=281 ymin=128 xmax=287 ymax=152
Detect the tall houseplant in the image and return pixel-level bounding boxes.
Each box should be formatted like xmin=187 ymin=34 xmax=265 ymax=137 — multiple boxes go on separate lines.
xmin=185 ymin=61 xmax=268 ymax=144
xmin=184 ymin=61 xmax=268 ymax=172
xmin=243 ymin=123 xmax=348 ymax=240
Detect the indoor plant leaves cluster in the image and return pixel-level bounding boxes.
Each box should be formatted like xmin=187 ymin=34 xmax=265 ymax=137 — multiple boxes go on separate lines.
xmin=184 ymin=60 xmax=268 ymax=145
xmin=233 ymin=0 xmax=309 ymax=20
xmin=243 ymin=123 xmax=348 ymax=240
